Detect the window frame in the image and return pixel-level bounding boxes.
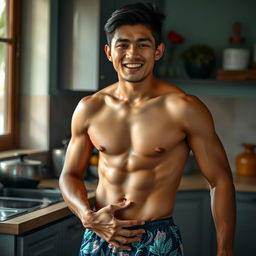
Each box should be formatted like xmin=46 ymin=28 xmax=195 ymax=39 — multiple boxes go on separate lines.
xmin=0 ymin=0 xmax=21 ymax=150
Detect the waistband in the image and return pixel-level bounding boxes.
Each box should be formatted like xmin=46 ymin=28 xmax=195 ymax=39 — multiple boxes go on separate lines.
xmin=128 ymin=216 xmax=174 ymax=230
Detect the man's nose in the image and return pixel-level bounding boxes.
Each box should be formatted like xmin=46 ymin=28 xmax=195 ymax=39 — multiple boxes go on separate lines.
xmin=126 ymin=44 xmax=138 ymax=57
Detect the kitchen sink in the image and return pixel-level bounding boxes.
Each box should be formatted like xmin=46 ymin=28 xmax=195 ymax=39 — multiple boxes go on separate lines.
xmin=0 ymin=188 xmax=64 ymax=222
xmin=0 ymin=208 xmax=27 ymax=222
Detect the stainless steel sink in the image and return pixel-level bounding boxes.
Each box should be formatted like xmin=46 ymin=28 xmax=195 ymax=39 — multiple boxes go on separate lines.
xmin=0 ymin=208 xmax=27 ymax=221
xmin=0 ymin=188 xmax=64 ymax=222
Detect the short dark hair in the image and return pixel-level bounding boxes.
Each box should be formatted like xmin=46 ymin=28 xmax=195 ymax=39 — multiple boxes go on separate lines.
xmin=104 ymin=2 xmax=165 ymax=47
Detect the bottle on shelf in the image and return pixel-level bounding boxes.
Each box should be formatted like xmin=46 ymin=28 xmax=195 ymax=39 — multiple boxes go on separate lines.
xmin=222 ymin=22 xmax=250 ymax=70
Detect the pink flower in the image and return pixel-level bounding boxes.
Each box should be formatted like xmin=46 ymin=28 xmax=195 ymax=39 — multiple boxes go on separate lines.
xmin=108 ymin=243 xmax=118 ymax=253
xmin=92 ymin=240 xmax=99 ymax=252
xmin=154 ymin=231 xmax=166 ymax=241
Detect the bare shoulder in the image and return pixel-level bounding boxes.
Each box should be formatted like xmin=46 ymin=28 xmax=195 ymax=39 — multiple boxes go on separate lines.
xmin=163 ymin=87 xmax=209 ymax=116
xmin=160 ymin=81 xmax=213 ymax=129
xmin=73 ymin=83 xmax=118 ymax=121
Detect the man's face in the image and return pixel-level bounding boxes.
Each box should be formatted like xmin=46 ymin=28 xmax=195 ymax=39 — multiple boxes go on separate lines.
xmin=105 ymin=24 xmax=164 ymax=83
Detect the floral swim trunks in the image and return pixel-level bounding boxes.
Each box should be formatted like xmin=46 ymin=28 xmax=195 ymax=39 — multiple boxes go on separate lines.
xmin=79 ymin=217 xmax=184 ymax=256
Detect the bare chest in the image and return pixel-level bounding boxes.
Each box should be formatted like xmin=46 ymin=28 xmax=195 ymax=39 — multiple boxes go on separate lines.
xmin=87 ymin=99 xmax=185 ymax=156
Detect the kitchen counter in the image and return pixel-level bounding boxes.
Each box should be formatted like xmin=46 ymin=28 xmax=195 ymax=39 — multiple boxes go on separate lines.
xmin=0 ymin=173 xmax=255 ymax=235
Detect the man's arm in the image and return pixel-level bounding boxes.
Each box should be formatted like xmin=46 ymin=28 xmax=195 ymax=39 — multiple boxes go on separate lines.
xmin=182 ymin=96 xmax=236 ymax=256
xmin=59 ymin=97 xmax=145 ymax=251
xmin=59 ymin=97 xmax=95 ymax=217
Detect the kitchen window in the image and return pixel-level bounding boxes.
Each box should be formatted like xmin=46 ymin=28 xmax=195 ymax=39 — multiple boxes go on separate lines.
xmin=0 ymin=0 xmax=20 ymax=150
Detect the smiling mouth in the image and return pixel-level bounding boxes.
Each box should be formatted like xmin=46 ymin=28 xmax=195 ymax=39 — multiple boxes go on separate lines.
xmin=123 ymin=63 xmax=143 ymax=69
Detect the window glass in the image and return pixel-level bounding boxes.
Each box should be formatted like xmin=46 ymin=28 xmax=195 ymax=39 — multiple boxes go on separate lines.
xmin=0 ymin=0 xmax=7 ymax=38
xmin=0 ymin=42 xmax=7 ymax=134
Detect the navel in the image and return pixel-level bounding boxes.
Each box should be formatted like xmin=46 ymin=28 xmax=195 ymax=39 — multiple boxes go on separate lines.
xmin=98 ymin=146 xmax=106 ymax=152
xmin=155 ymin=147 xmax=166 ymax=153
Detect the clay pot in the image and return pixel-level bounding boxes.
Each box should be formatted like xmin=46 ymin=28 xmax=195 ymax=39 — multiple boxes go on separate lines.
xmin=236 ymin=143 xmax=256 ymax=176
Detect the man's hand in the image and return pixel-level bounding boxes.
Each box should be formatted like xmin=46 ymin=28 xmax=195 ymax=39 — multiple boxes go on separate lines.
xmin=81 ymin=200 xmax=145 ymax=251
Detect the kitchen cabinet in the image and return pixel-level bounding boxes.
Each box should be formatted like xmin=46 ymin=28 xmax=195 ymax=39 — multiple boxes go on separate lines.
xmin=174 ymin=190 xmax=256 ymax=256
xmin=60 ymin=214 xmax=85 ymax=256
xmin=0 ymin=215 xmax=85 ymax=256
xmin=173 ymin=190 xmax=216 ymax=256
xmin=234 ymin=192 xmax=256 ymax=256
xmin=16 ymin=223 xmax=61 ymax=256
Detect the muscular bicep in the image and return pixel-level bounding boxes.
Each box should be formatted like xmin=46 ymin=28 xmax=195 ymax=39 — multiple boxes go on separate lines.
xmin=184 ymin=96 xmax=231 ymax=187
xmin=62 ymin=99 xmax=94 ymax=178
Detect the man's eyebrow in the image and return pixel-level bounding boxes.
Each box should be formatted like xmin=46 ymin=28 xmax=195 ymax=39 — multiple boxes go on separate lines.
xmin=114 ymin=38 xmax=153 ymax=44
xmin=115 ymin=38 xmax=130 ymax=44
xmin=137 ymin=38 xmax=153 ymax=43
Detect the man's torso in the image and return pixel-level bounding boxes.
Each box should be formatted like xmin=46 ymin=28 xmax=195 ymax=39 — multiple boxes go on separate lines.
xmin=86 ymin=82 xmax=191 ymax=220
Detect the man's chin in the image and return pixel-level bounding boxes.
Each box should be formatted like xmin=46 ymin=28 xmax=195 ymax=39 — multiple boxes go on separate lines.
xmin=122 ymin=76 xmax=147 ymax=83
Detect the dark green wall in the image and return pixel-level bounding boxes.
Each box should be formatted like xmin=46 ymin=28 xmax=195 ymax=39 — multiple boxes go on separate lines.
xmin=163 ymin=0 xmax=256 ymax=66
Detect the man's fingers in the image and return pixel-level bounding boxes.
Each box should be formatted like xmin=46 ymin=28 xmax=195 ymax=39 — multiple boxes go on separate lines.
xmin=118 ymin=227 xmax=145 ymax=237
xmin=114 ymin=234 xmax=142 ymax=245
xmin=107 ymin=200 xmax=132 ymax=213
xmin=117 ymin=219 xmax=145 ymax=227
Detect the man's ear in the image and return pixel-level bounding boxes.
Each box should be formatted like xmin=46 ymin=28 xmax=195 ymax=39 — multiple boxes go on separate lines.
xmin=104 ymin=44 xmax=112 ymax=62
xmin=155 ymin=43 xmax=165 ymax=61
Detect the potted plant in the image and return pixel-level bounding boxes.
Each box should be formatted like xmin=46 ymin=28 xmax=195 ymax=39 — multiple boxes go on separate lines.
xmin=181 ymin=44 xmax=215 ymax=79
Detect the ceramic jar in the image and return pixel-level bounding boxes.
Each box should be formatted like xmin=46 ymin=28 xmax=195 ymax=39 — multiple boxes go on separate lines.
xmin=236 ymin=143 xmax=256 ymax=176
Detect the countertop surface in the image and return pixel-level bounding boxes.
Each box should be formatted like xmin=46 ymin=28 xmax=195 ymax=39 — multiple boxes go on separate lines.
xmin=1 ymin=173 xmax=256 ymax=235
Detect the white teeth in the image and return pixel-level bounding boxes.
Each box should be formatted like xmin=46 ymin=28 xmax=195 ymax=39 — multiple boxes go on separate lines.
xmin=124 ymin=64 xmax=142 ymax=68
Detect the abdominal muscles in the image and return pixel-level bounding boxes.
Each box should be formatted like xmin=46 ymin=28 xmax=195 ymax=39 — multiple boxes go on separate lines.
xmin=94 ymin=154 xmax=185 ymax=221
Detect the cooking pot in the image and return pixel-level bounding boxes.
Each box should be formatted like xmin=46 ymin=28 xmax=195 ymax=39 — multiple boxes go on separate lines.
xmin=0 ymin=153 xmax=48 ymax=188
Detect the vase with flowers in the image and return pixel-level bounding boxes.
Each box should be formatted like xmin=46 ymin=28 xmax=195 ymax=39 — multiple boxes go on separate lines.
xmin=164 ymin=30 xmax=185 ymax=77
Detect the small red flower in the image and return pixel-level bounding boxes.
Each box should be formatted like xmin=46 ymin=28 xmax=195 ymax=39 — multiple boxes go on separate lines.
xmin=167 ymin=31 xmax=184 ymax=44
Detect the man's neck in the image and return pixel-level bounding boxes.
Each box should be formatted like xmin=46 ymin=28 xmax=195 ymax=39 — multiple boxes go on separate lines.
xmin=115 ymin=76 xmax=156 ymax=104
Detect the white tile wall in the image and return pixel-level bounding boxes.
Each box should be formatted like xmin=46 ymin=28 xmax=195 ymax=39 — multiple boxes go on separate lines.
xmin=200 ymin=97 xmax=256 ymax=171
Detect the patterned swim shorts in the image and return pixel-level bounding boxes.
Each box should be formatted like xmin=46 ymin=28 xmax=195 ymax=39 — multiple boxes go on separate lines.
xmin=79 ymin=217 xmax=184 ymax=256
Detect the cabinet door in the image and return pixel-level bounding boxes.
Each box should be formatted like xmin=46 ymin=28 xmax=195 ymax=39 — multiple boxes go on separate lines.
xmin=0 ymin=234 xmax=16 ymax=256
xmin=173 ymin=190 xmax=216 ymax=256
xmin=235 ymin=192 xmax=256 ymax=256
xmin=17 ymin=223 xmax=61 ymax=256
xmin=60 ymin=216 xmax=85 ymax=256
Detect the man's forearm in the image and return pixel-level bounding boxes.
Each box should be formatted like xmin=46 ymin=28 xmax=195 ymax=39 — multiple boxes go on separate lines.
xmin=210 ymin=178 xmax=236 ymax=255
xmin=59 ymin=172 xmax=93 ymax=219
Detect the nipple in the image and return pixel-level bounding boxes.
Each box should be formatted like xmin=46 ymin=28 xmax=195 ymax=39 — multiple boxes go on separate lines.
xmin=98 ymin=146 xmax=106 ymax=152
xmin=155 ymin=147 xmax=165 ymax=153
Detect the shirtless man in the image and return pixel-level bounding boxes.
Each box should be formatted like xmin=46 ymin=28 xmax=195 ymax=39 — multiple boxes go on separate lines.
xmin=59 ymin=3 xmax=236 ymax=256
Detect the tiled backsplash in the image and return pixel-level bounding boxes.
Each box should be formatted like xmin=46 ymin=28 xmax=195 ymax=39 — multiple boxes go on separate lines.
xmin=200 ymin=97 xmax=256 ymax=170
xmin=49 ymin=94 xmax=87 ymax=148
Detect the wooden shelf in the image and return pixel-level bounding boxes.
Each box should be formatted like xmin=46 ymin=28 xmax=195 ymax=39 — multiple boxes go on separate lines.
xmin=162 ymin=78 xmax=256 ymax=98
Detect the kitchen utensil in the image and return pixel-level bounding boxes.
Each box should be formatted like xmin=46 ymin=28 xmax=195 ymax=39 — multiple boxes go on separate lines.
xmin=0 ymin=153 xmax=48 ymax=188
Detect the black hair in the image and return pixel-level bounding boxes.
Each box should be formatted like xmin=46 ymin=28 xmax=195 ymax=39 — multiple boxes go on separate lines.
xmin=104 ymin=2 xmax=165 ymax=47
